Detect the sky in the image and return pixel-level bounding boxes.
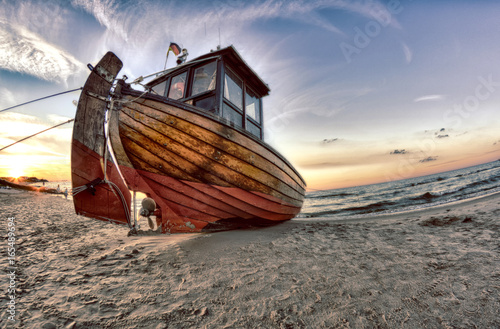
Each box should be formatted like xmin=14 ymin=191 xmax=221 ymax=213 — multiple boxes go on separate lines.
xmin=0 ymin=0 xmax=499 ymax=190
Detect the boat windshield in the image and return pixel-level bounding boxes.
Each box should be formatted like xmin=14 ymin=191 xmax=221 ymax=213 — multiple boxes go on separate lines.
xmin=192 ymin=61 xmax=217 ymax=96
xmin=168 ymin=72 xmax=187 ymax=100
xmin=224 ymin=70 xmax=243 ymax=109
xmin=146 ymin=50 xmax=265 ymax=139
xmin=245 ymin=89 xmax=260 ymax=123
xmin=151 ymin=80 xmax=167 ymax=96
xmin=221 ymin=68 xmax=263 ymax=138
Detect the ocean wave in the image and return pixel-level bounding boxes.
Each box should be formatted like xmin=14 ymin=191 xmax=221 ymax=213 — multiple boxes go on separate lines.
xmin=406 ymin=176 xmax=448 ymax=189
xmin=457 ymin=175 xmax=500 ymax=193
xmin=297 ymin=209 xmax=344 ymax=218
xmin=299 ymin=161 xmax=500 ymax=220
xmin=411 ymin=192 xmax=440 ymax=201
xmin=306 ymin=192 xmax=357 ymax=199
xmin=343 ymin=201 xmax=398 ymax=214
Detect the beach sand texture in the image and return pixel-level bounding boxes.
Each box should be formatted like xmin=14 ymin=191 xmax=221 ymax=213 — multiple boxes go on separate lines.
xmin=1 ymin=191 xmax=499 ymax=328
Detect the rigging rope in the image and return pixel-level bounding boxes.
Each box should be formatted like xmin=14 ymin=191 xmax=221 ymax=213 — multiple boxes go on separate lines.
xmin=0 ymin=119 xmax=74 ymax=152
xmin=0 ymin=81 xmax=135 ymax=228
xmin=0 ymin=86 xmax=81 ymax=151
xmin=71 ymin=178 xmax=133 ymax=229
xmin=132 ymin=55 xmax=221 ymax=85
xmin=0 ymin=87 xmax=83 ymax=113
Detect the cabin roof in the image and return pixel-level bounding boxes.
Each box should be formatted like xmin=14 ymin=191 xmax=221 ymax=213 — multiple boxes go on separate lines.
xmin=147 ymin=45 xmax=270 ymax=97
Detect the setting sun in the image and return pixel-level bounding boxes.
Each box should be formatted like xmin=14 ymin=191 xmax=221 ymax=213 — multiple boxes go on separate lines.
xmin=5 ymin=156 xmax=30 ymax=178
xmin=8 ymin=168 xmax=24 ymax=179
xmin=0 ymin=151 xmax=71 ymax=181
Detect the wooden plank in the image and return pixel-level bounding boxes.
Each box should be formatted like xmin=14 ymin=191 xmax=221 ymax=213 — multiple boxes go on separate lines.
xmin=108 ymin=106 xmax=134 ymax=169
xmin=182 ymin=180 xmax=300 ymax=216
xmin=120 ymin=126 xmax=232 ymax=187
xmin=139 ymin=170 xmax=298 ymax=220
xmin=120 ymin=105 xmax=302 ymax=196
xmin=136 ymin=169 xmax=252 ymax=219
xmin=131 ymin=96 xmax=306 ymax=192
xmin=118 ymin=111 xmax=304 ymax=205
xmin=73 ymin=53 xmax=122 ymax=154
xmin=121 ymin=100 xmax=305 ymax=200
xmin=71 ymin=139 xmax=130 ymax=224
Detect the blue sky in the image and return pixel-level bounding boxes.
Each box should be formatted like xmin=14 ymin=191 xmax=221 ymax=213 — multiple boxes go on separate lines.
xmin=1 ymin=0 xmax=499 ymax=189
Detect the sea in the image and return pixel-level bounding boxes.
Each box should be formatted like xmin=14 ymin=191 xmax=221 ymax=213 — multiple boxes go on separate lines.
xmin=32 ymin=160 xmax=500 ymax=221
xmin=298 ymin=160 xmax=500 ymax=220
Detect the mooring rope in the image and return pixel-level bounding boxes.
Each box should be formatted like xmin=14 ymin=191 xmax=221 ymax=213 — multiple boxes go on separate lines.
xmin=0 ymin=81 xmax=136 ymax=229
xmin=0 ymin=87 xmax=82 ymax=150
xmin=0 ymin=119 xmax=75 ymax=152
xmin=71 ymin=185 xmax=88 ymax=196
xmin=0 ymin=87 xmax=83 ymax=113
xmin=1 ymin=81 xmax=153 ymax=230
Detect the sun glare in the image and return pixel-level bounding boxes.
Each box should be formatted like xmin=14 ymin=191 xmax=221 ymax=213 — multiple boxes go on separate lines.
xmin=8 ymin=167 xmax=24 ymax=179
xmin=6 ymin=157 xmax=30 ymax=179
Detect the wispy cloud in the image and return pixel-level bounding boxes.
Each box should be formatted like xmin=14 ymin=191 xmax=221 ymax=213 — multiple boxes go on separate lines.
xmin=0 ymin=19 xmax=83 ymax=83
xmin=69 ymin=0 xmax=399 ymax=56
xmin=267 ymin=83 xmax=373 ymax=130
xmin=414 ymin=94 xmax=446 ymax=102
xmin=0 ymin=86 xmax=16 ymax=110
xmin=401 ymin=42 xmax=412 ymax=63
xmin=322 ymin=138 xmax=340 ymax=144
xmin=70 ymin=0 xmax=133 ymax=42
xmin=0 ymin=112 xmax=72 ymax=155
xmin=335 ymin=0 xmax=402 ymax=29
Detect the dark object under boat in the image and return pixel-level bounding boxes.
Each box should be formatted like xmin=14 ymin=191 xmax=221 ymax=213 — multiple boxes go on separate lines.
xmin=71 ymin=46 xmax=306 ymax=233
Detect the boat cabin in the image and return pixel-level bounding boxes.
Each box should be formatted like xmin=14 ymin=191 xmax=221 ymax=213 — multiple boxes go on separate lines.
xmin=146 ymin=45 xmax=270 ymax=139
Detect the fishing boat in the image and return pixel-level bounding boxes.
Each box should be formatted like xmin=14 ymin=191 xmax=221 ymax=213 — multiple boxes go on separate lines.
xmin=71 ymin=46 xmax=306 ymax=233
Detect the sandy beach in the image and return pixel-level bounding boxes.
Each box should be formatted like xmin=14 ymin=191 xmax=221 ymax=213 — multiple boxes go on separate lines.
xmin=1 ymin=191 xmax=499 ymax=328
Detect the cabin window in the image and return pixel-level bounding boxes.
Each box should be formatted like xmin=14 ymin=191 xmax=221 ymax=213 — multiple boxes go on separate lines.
xmin=245 ymin=89 xmax=261 ymax=123
xmin=222 ymin=103 xmax=243 ymax=128
xmin=192 ymin=62 xmax=217 ymax=96
xmin=168 ymin=72 xmax=187 ymax=100
xmin=151 ymin=80 xmax=167 ymax=96
xmin=193 ymin=96 xmax=216 ymax=113
xmin=247 ymin=120 xmax=261 ymax=138
xmin=224 ymin=70 xmax=243 ymax=109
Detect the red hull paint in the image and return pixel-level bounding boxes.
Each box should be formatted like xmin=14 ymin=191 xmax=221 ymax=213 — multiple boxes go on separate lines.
xmin=71 ymin=139 xmax=131 ymax=225
xmin=117 ymin=165 xmax=300 ymax=233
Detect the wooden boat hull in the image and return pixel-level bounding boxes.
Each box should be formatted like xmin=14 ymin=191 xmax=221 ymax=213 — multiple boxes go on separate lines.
xmin=110 ymin=87 xmax=306 ymax=232
xmin=72 ymin=51 xmax=306 ymax=233
xmin=70 ymin=52 xmax=132 ymax=226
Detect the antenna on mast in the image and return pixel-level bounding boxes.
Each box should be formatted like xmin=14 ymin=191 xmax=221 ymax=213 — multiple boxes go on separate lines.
xmin=218 ymin=27 xmax=221 ymax=50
